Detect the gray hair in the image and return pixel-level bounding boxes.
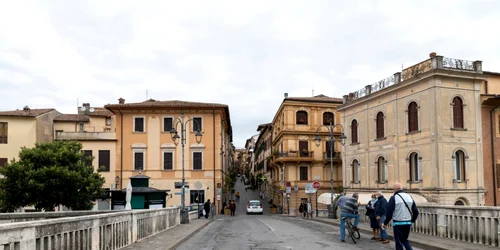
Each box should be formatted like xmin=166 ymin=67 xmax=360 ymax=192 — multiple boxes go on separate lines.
xmin=377 ymin=191 xmax=383 ymax=195
xmin=352 ymin=192 xmax=359 ymax=198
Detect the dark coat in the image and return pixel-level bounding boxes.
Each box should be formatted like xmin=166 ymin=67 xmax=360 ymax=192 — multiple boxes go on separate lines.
xmin=374 ymin=195 xmax=387 ymax=217
xmin=204 ymin=201 xmax=210 ymax=212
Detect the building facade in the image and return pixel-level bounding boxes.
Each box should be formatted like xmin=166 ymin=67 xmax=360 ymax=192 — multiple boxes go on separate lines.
xmin=270 ymin=94 xmax=343 ymax=214
xmin=0 ymin=107 xmax=59 ymax=167
xmin=338 ymin=54 xmax=486 ymax=206
xmin=104 ymin=98 xmax=232 ymax=211
xmin=254 ymin=123 xmax=273 ymax=198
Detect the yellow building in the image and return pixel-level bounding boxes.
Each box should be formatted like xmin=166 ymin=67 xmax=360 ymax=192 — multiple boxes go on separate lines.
xmin=53 ymin=103 xmax=117 ymax=210
xmin=104 ymin=98 xmax=232 ymax=211
xmin=0 ymin=107 xmax=59 ymax=167
xmin=254 ymin=123 xmax=273 ymax=198
xmin=338 ymin=53 xmax=486 ymax=205
xmin=270 ymin=94 xmax=343 ymax=214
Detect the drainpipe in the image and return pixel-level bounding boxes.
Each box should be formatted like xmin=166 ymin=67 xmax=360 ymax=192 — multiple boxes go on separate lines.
xmin=119 ymin=110 xmax=124 ymax=190
xmin=213 ymin=109 xmax=216 ymax=203
xmin=490 ymin=100 xmax=500 ymax=206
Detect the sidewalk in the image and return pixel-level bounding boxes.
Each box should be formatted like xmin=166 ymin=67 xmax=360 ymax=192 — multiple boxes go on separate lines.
xmin=121 ymin=218 xmax=212 ymax=250
xmin=312 ymin=217 xmax=498 ymax=250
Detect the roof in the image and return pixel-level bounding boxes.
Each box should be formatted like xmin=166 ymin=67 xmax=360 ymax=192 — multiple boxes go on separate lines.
xmin=0 ymin=108 xmax=55 ymax=117
xmin=257 ymin=123 xmax=272 ymax=132
xmin=54 ymin=114 xmax=90 ymax=122
xmin=483 ymin=71 xmax=500 ymax=76
xmin=284 ymin=94 xmax=343 ymax=104
xmin=78 ymin=107 xmax=114 ymax=117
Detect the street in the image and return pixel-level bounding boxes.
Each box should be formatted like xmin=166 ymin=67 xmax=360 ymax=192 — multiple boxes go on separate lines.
xmin=176 ymin=178 xmax=423 ymax=250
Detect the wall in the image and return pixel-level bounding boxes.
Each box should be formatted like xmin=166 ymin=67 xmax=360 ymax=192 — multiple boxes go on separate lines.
xmin=0 ymin=117 xmax=37 ymax=162
xmin=482 ymin=106 xmax=500 ymax=206
xmin=82 ymin=141 xmax=117 ymax=188
xmin=35 ymin=110 xmax=58 ymax=143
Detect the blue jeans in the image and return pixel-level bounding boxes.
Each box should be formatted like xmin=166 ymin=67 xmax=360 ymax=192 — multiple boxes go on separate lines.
xmin=378 ymin=215 xmax=388 ymax=239
xmin=340 ymin=212 xmax=359 ymax=241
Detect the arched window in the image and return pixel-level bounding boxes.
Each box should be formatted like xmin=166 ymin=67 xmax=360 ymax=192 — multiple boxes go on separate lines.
xmin=377 ymin=157 xmax=387 ymax=183
xmin=296 ymin=111 xmax=308 ymax=125
xmin=408 ymin=102 xmax=419 ymax=133
xmin=453 ymin=97 xmax=464 ymax=129
xmin=376 ymin=112 xmax=385 ymax=139
xmin=455 ymin=150 xmax=466 ymax=182
xmin=351 ymin=119 xmax=358 ymax=144
xmin=323 ymin=112 xmax=334 ymax=125
xmin=352 ymin=159 xmax=359 ymax=183
xmin=409 ymin=152 xmax=420 ymax=182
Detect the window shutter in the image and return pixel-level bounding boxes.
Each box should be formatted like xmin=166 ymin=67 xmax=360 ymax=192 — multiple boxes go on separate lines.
xmin=98 ymin=150 xmax=110 ymax=171
xmin=193 ymin=152 xmax=202 ymax=170
xmin=135 ymin=118 xmax=144 ymax=132
xmin=453 ymin=97 xmax=464 ymax=128
xmin=384 ymin=160 xmax=388 ymax=182
xmin=135 ymin=152 xmax=144 ymax=170
xmin=164 ymin=152 xmax=173 ymax=170
xmin=376 ymin=112 xmax=384 ymax=139
xmin=453 ymin=154 xmax=457 ymax=180
xmin=164 ymin=118 xmax=173 ymax=132
xmin=417 ymin=157 xmax=422 ymax=181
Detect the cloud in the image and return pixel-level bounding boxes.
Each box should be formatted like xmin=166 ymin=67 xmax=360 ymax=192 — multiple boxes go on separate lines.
xmin=1 ymin=0 xmax=500 ymax=147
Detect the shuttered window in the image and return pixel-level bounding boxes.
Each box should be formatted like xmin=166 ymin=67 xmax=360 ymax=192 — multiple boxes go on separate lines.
xmin=376 ymin=112 xmax=384 ymax=139
xmin=134 ymin=117 xmax=144 ymax=132
xmin=83 ymin=150 xmax=93 ymax=167
xmin=193 ymin=152 xmax=202 ymax=170
xmin=163 ymin=117 xmax=173 ymax=132
xmin=299 ymin=166 xmax=308 ymax=180
xmin=351 ymin=120 xmax=358 ymax=144
xmin=98 ymin=150 xmax=110 ymax=172
xmin=296 ymin=111 xmax=308 ymax=125
xmin=408 ymin=102 xmax=419 ymax=133
xmin=134 ymin=152 xmax=144 ymax=170
xmin=0 ymin=122 xmax=7 ymax=144
xmin=0 ymin=158 xmax=7 ymax=167
xmin=163 ymin=152 xmax=173 ymax=170
xmin=453 ymin=97 xmax=464 ymax=129
xmin=323 ymin=112 xmax=334 ymax=125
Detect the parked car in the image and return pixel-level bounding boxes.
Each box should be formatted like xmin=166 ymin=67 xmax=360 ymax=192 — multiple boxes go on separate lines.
xmin=246 ymin=200 xmax=263 ymax=215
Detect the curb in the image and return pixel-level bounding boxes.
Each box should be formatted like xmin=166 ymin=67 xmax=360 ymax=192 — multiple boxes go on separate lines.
xmin=168 ymin=219 xmax=213 ymax=250
xmin=311 ymin=219 xmax=447 ymax=250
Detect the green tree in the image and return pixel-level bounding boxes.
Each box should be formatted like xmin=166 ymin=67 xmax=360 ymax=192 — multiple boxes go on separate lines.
xmin=0 ymin=140 xmax=105 ymax=212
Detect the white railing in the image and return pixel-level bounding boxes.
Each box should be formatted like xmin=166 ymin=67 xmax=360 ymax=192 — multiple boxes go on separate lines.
xmin=0 ymin=208 xmax=181 ymax=250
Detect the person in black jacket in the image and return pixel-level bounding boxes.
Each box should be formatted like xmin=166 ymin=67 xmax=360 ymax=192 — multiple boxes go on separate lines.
xmin=365 ymin=194 xmax=379 ymax=240
xmin=203 ymin=199 xmax=211 ymax=219
xmin=374 ymin=191 xmax=389 ymax=244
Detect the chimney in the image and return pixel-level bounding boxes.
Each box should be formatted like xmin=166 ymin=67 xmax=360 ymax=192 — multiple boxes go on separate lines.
xmin=284 ymin=93 xmax=288 ymax=98
xmin=23 ymin=106 xmax=30 ymax=111
xmin=429 ymin=52 xmax=437 ymax=58
xmin=118 ymin=98 xmax=125 ymax=104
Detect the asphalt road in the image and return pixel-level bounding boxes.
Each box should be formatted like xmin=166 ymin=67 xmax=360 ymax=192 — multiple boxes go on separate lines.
xmin=176 ymin=177 xmax=423 ymax=250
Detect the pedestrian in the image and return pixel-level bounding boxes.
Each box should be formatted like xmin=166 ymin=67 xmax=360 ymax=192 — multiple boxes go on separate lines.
xmin=203 ymin=199 xmax=211 ymax=219
xmin=229 ymin=200 xmax=236 ymax=216
xmin=382 ymin=182 xmax=419 ymax=250
xmin=236 ymin=192 xmax=240 ymax=202
xmin=210 ymin=200 xmax=216 ymax=220
xmin=339 ymin=193 xmax=360 ymax=242
xmin=366 ymin=194 xmax=379 ymax=240
xmin=299 ymin=201 xmax=305 ymax=218
xmin=375 ymin=191 xmax=389 ymax=244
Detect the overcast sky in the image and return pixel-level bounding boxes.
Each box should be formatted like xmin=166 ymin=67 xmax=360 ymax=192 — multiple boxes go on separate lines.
xmin=1 ymin=0 xmax=500 ymax=148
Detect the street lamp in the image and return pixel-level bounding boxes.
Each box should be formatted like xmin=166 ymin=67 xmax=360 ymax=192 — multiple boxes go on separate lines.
xmin=314 ymin=121 xmax=346 ymax=219
xmin=170 ymin=112 xmax=203 ymax=224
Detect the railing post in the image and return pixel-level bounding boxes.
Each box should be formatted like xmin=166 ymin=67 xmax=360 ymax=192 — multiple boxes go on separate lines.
xmin=437 ymin=210 xmax=447 ymax=238
xmin=432 ymin=56 xmax=444 ymax=69
xmin=365 ymin=85 xmax=372 ymax=95
xmin=91 ymin=218 xmax=100 ymax=250
xmin=131 ymin=212 xmax=138 ymax=243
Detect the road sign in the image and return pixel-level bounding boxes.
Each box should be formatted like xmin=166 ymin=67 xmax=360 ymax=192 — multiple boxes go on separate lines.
xmin=305 ymin=183 xmax=316 ymax=194
xmin=286 ymin=187 xmax=291 ymax=194
xmin=294 ymin=185 xmax=299 ymax=191
xmin=217 ymin=194 xmax=221 ymax=201
xmin=216 ymin=188 xmax=222 ymax=195
xmin=313 ymin=181 xmax=320 ymax=189
xmin=195 ymin=181 xmax=202 ymax=190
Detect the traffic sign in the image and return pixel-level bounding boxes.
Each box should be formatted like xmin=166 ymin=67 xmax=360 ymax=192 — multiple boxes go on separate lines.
xmin=305 ymin=183 xmax=316 ymax=194
xmin=313 ymin=181 xmax=320 ymax=189
xmin=195 ymin=181 xmax=203 ymax=190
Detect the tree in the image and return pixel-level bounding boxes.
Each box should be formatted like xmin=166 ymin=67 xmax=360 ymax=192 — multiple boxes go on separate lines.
xmin=0 ymin=140 xmax=105 ymax=211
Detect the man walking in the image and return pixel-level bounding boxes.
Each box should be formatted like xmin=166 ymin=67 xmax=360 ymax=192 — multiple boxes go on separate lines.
xmin=375 ymin=191 xmax=389 ymax=244
xmin=339 ymin=193 xmax=360 ymax=242
xmin=203 ymin=199 xmax=211 ymax=219
xmin=383 ymin=182 xmax=419 ymax=250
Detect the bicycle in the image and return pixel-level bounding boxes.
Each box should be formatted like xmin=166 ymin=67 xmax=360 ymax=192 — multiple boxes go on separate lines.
xmin=342 ymin=217 xmax=361 ymax=243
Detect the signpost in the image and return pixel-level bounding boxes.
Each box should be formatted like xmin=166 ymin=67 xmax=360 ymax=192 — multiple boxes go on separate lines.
xmin=313 ymin=182 xmax=320 ymax=217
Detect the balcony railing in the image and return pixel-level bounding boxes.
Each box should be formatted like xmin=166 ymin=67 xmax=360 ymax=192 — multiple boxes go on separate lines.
xmin=56 ymin=131 xmax=116 ymax=141
xmin=273 ymin=150 xmax=314 ymax=162
xmin=83 ymin=126 xmax=112 ymax=132
xmin=323 ymin=151 xmax=341 ymax=160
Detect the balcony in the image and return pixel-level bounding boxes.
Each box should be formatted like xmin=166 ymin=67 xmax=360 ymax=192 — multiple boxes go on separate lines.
xmin=273 ymin=150 xmax=314 ymax=164
xmin=323 ymin=151 xmax=342 ymax=164
xmin=55 ymin=131 xmax=116 ymax=141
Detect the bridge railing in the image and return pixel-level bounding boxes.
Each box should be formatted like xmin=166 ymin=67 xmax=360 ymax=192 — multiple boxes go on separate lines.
xmin=0 ymin=207 xmax=181 ymax=250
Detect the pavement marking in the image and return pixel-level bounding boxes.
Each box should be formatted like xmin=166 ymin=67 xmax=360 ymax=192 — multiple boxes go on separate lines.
xmin=258 ymin=219 xmax=275 ymax=232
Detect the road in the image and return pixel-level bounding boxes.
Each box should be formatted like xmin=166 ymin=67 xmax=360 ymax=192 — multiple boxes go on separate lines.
xmin=176 ymin=177 xmax=423 ymax=250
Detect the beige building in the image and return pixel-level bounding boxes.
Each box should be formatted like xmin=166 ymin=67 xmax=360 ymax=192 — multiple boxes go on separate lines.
xmin=0 ymin=107 xmax=59 ymax=167
xmin=104 ymin=98 xmax=232 ymax=211
xmin=338 ymin=53 xmax=486 ymax=206
xmin=270 ymin=94 xmax=343 ymax=213
xmin=254 ymin=123 xmax=273 ymax=198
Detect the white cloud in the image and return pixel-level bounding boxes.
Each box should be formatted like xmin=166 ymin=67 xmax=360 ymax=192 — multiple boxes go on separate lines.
xmin=1 ymin=0 xmax=500 ymax=146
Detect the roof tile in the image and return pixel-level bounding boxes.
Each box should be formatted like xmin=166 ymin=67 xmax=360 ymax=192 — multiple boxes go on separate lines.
xmin=104 ymin=99 xmax=228 ymax=109
xmin=54 ymin=114 xmax=90 ymax=122
xmin=0 ymin=108 xmax=55 ymax=117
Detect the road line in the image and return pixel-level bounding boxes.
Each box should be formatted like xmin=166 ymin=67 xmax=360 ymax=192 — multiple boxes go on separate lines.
xmin=258 ymin=219 xmax=275 ymax=232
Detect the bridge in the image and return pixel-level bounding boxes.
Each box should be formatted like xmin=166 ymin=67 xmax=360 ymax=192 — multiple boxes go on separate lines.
xmin=1 ymin=204 xmax=500 ymax=249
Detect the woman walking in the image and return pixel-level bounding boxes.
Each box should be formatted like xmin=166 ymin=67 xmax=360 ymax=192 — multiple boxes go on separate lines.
xmin=366 ymin=194 xmax=380 ymax=240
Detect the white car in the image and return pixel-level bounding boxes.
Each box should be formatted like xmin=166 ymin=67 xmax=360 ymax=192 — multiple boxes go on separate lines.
xmin=246 ymin=200 xmax=263 ymax=215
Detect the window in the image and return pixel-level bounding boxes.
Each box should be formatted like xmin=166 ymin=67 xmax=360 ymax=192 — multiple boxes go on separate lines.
xmin=0 ymin=122 xmax=7 ymax=144
xmin=83 ymin=150 xmax=93 ymax=166
xmin=296 ymin=111 xmax=308 ymax=125
xmin=134 ymin=117 xmax=145 ymax=132
xmin=351 ymin=119 xmax=358 ymax=144
xmin=325 ymin=140 xmax=334 ymax=158
xmin=106 ymin=117 xmax=112 ymax=126
xmin=0 ymin=158 xmax=7 ymax=167
xmin=376 ymin=112 xmax=385 ymax=139
xmin=163 ymin=152 xmax=173 ymax=170
xmin=408 ymin=102 xmax=419 ymax=133
xmin=299 ymin=166 xmax=308 ymax=180
xmin=377 ymin=157 xmax=387 ymax=183
xmin=98 ymin=150 xmax=110 ymax=172
xmin=190 ymin=190 xmax=205 ymax=204
xmin=134 ymin=152 xmax=144 ymax=170
xmin=455 ymin=150 xmax=466 ymax=182
xmin=193 ymin=152 xmax=202 ymax=170
xmin=79 ymin=123 xmax=84 ymax=132
xmin=409 ymin=153 xmax=420 ymax=182
xmin=352 ymin=160 xmax=359 ymax=183
xmin=193 ymin=117 xmax=202 ymax=132
xmin=163 ymin=117 xmax=173 ymax=132
xmin=452 ymin=97 xmax=464 ymax=129
xmin=323 ymin=112 xmax=334 ymax=125
xmin=299 ymin=141 xmax=308 ymax=157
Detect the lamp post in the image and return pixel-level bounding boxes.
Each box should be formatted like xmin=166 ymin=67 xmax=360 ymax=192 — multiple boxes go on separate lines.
xmin=170 ymin=112 xmax=203 ymax=224
xmin=314 ymin=121 xmax=346 ymax=219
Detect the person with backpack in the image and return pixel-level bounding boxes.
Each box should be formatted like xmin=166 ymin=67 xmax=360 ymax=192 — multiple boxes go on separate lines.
xmin=382 ymin=182 xmax=419 ymax=250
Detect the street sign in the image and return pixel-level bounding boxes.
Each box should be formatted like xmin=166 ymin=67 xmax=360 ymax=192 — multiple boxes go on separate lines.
xmin=294 ymin=185 xmax=299 ymax=191
xmin=195 ymin=181 xmax=203 ymax=190
xmin=305 ymin=183 xmax=316 ymax=194
xmin=286 ymin=187 xmax=291 ymax=194
xmin=313 ymin=181 xmax=320 ymax=189
xmin=217 ymin=194 xmax=221 ymax=201
xmin=216 ymin=188 xmax=222 ymax=195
